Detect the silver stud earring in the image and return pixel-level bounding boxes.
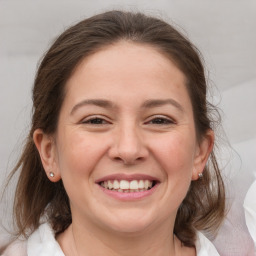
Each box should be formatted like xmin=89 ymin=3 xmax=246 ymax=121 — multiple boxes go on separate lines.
xmin=49 ymin=172 xmax=55 ymax=178
xmin=198 ymin=173 xmax=203 ymax=179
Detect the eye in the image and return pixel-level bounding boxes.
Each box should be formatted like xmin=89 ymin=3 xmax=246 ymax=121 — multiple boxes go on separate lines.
xmin=145 ymin=116 xmax=176 ymax=125
xmin=81 ymin=116 xmax=110 ymax=125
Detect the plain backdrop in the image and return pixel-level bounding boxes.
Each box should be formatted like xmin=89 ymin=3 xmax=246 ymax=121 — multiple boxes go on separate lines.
xmin=0 ymin=1 xmax=256 ymax=255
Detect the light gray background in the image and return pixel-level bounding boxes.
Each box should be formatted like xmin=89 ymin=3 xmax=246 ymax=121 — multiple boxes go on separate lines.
xmin=0 ymin=1 xmax=256 ymax=255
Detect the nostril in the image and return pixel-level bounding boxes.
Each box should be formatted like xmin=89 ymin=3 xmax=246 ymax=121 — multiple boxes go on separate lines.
xmin=121 ymin=156 xmax=145 ymax=165
xmin=113 ymin=156 xmax=123 ymax=162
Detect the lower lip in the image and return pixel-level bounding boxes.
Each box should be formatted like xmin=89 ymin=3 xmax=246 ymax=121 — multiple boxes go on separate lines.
xmin=97 ymin=183 xmax=159 ymax=201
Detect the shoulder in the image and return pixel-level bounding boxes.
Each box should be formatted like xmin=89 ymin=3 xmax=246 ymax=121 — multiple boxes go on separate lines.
xmin=244 ymin=180 xmax=256 ymax=250
xmin=26 ymin=222 xmax=64 ymax=255
xmin=2 ymin=239 xmax=27 ymax=256
xmin=196 ymin=231 xmax=220 ymax=256
xmin=2 ymin=223 xmax=65 ymax=256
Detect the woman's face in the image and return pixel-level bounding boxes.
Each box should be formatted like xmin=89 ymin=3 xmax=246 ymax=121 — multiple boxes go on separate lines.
xmin=46 ymin=41 xmax=211 ymax=234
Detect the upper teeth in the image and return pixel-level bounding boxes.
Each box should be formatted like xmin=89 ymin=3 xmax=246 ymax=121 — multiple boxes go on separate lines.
xmin=101 ymin=180 xmax=153 ymax=190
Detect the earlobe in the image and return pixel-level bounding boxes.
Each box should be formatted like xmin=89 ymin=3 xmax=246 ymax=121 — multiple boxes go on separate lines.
xmin=33 ymin=129 xmax=61 ymax=182
xmin=192 ymin=129 xmax=214 ymax=181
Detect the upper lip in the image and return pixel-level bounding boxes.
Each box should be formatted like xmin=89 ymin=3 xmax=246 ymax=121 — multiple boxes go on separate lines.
xmin=95 ymin=173 xmax=159 ymax=184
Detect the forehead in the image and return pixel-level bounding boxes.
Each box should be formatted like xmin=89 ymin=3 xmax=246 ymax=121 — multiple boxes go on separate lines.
xmin=68 ymin=41 xmax=185 ymax=86
xmin=62 ymin=41 xmax=193 ymax=114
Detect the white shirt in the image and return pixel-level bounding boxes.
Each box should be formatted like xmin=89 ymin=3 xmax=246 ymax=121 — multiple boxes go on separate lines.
xmin=244 ymin=179 xmax=256 ymax=254
xmin=3 ymin=222 xmax=220 ymax=256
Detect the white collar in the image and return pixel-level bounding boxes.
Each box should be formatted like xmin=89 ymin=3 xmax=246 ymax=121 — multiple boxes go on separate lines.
xmin=4 ymin=222 xmax=220 ymax=256
xmin=196 ymin=231 xmax=220 ymax=256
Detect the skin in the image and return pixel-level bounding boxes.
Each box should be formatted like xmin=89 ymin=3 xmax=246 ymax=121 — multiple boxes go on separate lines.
xmin=34 ymin=41 xmax=214 ymax=256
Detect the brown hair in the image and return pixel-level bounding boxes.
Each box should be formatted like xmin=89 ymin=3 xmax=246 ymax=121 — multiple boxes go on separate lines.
xmin=8 ymin=10 xmax=225 ymax=247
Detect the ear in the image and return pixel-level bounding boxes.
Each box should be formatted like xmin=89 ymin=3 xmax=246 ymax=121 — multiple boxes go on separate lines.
xmin=33 ymin=129 xmax=61 ymax=182
xmin=192 ymin=129 xmax=214 ymax=181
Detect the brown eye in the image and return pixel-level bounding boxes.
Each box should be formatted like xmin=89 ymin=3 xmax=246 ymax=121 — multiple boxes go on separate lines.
xmin=82 ymin=117 xmax=108 ymax=125
xmin=149 ymin=117 xmax=174 ymax=125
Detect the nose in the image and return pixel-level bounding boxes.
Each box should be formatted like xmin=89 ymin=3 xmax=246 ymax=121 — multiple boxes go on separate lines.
xmin=108 ymin=123 xmax=149 ymax=165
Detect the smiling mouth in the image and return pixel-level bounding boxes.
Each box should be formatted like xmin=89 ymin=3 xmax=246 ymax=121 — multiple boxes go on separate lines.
xmin=99 ymin=179 xmax=157 ymax=193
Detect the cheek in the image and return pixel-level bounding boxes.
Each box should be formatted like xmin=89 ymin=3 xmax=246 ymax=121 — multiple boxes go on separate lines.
xmin=157 ymin=133 xmax=196 ymax=206
xmin=56 ymin=130 xmax=107 ymax=178
xmin=147 ymin=132 xmax=197 ymax=217
xmin=151 ymin=131 xmax=196 ymax=178
xmin=55 ymin=130 xmax=110 ymax=206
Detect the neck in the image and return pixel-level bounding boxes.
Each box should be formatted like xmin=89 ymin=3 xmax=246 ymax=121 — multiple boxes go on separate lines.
xmin=58 ymin=218 xmax=179 ymax=256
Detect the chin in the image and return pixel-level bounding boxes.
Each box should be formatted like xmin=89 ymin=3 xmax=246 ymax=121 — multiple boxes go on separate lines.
xmin=100 ymin=209 xmax=157 ymax=234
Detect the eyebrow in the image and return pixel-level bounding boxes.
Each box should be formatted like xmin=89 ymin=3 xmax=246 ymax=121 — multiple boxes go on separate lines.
xmin=70 ymin=99 xmax=116 ymax=115
xmin=70 ymin=98 xmax=184 ymax=115
xmin=141 ymin=99 xmax=184 ymax=112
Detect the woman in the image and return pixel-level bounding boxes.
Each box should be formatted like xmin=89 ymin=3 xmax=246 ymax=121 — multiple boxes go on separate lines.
xmin=2 ymin=10 xmax=225 ymax=255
